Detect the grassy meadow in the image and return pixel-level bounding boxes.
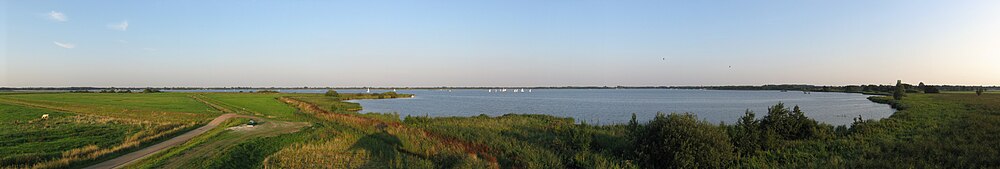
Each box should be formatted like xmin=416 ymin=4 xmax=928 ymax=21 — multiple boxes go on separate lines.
xmin=1 ymin=90 xmax=998 ymax=168
xmin=0 ymin=93 xmax=207 ymax=169
xmin=0 ymin=103 xmax=140 ymax=168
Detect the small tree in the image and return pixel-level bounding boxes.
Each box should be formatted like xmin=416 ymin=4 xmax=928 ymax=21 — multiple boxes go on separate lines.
xmin=893 ymin=80 xmax=905 ymax=100
xmin=977 ymin=87 xmax=985 ymax=96
xmin=732 ymin=109 xmax=761 ymax=156
xmin=324 ymin=90 xmax=340 ymax=97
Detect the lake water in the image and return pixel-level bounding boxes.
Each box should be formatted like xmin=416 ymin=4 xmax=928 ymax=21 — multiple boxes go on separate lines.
xmin=167 ymin=89 xmax=894 ymax=126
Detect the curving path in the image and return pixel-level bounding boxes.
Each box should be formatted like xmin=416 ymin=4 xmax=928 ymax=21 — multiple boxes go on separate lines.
xmin=85 ymin=113 xmax=252 ymax=169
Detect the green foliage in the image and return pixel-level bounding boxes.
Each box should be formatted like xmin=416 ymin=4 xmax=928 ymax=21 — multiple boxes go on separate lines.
xmin=406 ymin=114 xmax=635 ymax=169
xmin=630 ymin=113 xmax=735 ymax=169
xmin=324 ymin=89 xmax=340 ymax=97
xmin=731 ymin=110 xmax=761 ymax=156
xmin=760 ymin=103 xmax=825 ymax=140
xmin=142 ymin=88 xmax=161 ymax=93
xmin=894 ymin=80 xmax=905 ymax=100
xmin=867 ymin=96 xmax=909 ymax=110
xmin=977 ymin=88 xmax=985 ymax=96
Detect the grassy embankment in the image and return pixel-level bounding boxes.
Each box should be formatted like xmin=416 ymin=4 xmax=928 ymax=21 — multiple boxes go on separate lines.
xmin=0 ymin=93 xmax=219 ymax=168
xmin=271 ymin=92 xmax=497 ymax=168
xmin=126 ymin=92 xmax=445 ymax=169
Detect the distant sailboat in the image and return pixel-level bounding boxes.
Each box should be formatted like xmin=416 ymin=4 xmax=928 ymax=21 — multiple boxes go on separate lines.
xmin=528 ymin=89 xmax=532 ymax=92
xmin=520 ymin=89 xmax=525 ymax=92
xmin=366 ymin=88 xmax=371 ymax=93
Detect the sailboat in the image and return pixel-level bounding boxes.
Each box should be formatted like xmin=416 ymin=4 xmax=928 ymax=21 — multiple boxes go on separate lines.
xmin=366 ymin=88 xmax=371 ymax=93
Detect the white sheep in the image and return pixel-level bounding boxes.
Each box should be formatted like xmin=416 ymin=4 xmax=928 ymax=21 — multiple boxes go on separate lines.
xmin=41 ymin=114 xmax=49 ymax=120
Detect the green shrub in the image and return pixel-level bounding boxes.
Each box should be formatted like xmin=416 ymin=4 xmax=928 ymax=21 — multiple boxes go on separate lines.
xmin=324 ymin=90 xmax=339 ymax=97
xmin=630 ymin=113 xmax=735 ymax=168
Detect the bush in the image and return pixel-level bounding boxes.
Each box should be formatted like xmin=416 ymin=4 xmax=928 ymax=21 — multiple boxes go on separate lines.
xmin=630 ymin=113 xmax=735 ymax=168
xmin=760 ymin=103 xmax=821 ymax=140
xmin=324 ymin=90 xmax=339 ymax=97
xmin=731 ymin=110 xmax=761 ymax=156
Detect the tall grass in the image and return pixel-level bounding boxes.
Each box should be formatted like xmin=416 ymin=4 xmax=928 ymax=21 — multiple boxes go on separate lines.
xmin=277 ymin=96 xmax=496 ymax=168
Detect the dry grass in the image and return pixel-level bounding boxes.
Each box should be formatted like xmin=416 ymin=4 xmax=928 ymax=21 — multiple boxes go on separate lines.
xmin=278 ymin=97 xmax=497 ymax=168
xmin=264 ymin=135 xmax=371 ymax=169
xmin=26 ymin=123 xmax=195 ymax=169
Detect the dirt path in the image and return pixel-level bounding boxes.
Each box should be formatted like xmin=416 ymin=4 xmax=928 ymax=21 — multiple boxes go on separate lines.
xmin=84 ymin=113 xmax=251 ymax=169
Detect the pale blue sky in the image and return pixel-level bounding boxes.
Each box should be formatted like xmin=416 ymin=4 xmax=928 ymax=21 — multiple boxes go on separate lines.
xmin=2 ymin=1 xmax=999 ymax=87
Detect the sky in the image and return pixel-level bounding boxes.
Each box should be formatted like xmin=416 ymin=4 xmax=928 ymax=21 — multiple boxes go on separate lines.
xmin=2 ymin=1 xmax=999 ymax=87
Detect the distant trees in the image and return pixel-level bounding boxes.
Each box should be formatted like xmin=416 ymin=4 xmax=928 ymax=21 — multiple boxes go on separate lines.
xmin=324 ymin=90 xmax=339 ymax=97
xmin=924 ymin=87 xmax=940 ymax=93
xmin=142 ymin=88 xmax=161 ymax=93
xmin=977 ymin=87 xmax=986 ymax=96
xmin=894 ymin=80 xmax=905 ymax=100
xmin=98 ymin=89 xmax=131 ymax=93
xmin=918 ymin=82 xmax=941 ymax=94
xmin=842 ymin=86 xmax=860 ymax=93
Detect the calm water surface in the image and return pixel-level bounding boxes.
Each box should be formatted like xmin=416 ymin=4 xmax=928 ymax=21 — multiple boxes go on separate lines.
xmin=169 ymin=89 xmax=894 ymax=126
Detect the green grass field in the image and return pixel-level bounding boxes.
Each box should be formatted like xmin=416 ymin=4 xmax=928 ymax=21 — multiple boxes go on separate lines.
xmin=0 ymin=93 xmax=220 ymax=122
xmin=0 ymin=103 xmax=141 ymax=168
xmin=0 ymin=93 xmax=211 ymax=168
xmin=194 ymin=93 xmax=312 ymax=121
